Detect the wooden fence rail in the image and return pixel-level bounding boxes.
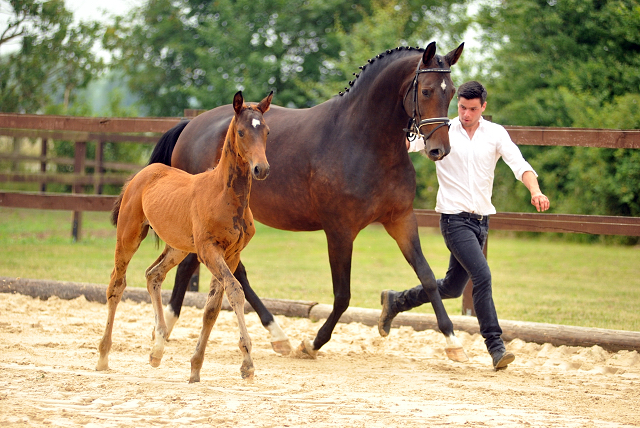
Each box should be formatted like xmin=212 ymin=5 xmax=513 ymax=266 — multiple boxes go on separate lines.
xmin=1 ymin=113 xmax=639 ymax=316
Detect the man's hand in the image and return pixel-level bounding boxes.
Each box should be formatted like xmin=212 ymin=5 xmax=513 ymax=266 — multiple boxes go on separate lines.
xmin=530 ymin=192 xmax=550 ymax=212
xmin=522 ymin=171 xmax=550 ymax=212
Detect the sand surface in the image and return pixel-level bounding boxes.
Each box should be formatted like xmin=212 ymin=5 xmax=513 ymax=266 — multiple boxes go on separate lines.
xmin=1 ymin=292 xmax=639 ymax=427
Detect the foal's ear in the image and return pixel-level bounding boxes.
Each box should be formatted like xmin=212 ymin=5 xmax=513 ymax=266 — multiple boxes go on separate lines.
xmin=233 ymin=91 xmax=244 ymax=115
xmin=257 ymin=91 xmax=274 ymax=114
xmin=422 ymin=41 xmax=437 ymax=66
xmin=444 ymin=42 xmax=464 ymax=66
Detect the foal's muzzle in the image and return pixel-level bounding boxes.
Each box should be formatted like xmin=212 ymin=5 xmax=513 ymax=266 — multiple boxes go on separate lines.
xmin=252 ymin=163 xmax=270 ymax=180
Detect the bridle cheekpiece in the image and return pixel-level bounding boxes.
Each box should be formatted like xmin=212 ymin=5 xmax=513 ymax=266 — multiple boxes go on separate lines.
xmin=404 ymin=60 xmax=452 ymax=142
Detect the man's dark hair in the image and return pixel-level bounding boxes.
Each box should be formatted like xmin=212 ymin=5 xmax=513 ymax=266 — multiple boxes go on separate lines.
xmin=457 ymin=81 xmax=487 ymax=105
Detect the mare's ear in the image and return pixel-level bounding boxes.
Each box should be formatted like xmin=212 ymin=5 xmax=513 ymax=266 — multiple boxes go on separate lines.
xmin=422 ymin=41 xmax=437 ymax=66
xmin=445 ymin=42 xmax=464 ymax=66
xmin=233 ymin=91 xmax=244 ymax=115
xmin=257 ymin=91 xmax=274 ymax=114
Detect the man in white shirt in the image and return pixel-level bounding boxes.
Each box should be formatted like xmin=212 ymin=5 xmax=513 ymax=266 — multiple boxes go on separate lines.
xmin=379 ymin=81 xmax=550 ymax=370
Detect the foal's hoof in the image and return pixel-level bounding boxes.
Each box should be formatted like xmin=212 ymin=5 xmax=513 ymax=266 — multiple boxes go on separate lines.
xmin=293 ymin=339 xmax=318 ymax=359
xmin=189 ymin=371 xmax=200 ymax=383
xmin=241 ymin=367 xmax=255 ymax=381
xmin=96 ymin=360 xmax=109 ymax=371
xmin=149 ymin=355 xmax=162 ymax=368
xmin=445 ymin=346 xmax=469 ymax=363
xmin=271 ymin=339 xmax=293 ymax=356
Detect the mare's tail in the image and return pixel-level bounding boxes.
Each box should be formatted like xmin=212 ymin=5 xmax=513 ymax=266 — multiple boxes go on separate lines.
xmin=111 ymin=121 xmax=189 ymax=228
xmin=148 ymin=120 xmax=190 ymax=166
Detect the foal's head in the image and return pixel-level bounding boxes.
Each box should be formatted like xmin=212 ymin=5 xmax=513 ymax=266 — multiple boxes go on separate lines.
xmin=231 ymin=91 xmax=273 ymax=180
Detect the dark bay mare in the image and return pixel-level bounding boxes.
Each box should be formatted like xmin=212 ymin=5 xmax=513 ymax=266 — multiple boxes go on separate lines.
xmin=149 ymin=42 xmax=468 ymax=361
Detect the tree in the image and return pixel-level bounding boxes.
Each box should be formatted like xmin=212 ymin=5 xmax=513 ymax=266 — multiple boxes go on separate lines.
xmin=476 ymin=0 xmax=640 ymax=127
xmin=473 ymin=0 xmax=640 ymax=242
xmin=104 ymin=0 xmax=468 ymax=116
xmin=0 ymin=0 xmax=105 ymax=113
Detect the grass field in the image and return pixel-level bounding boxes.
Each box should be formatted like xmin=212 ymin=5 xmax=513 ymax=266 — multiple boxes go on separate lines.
xmin=1 ymin=207 xmax=638 ymax=332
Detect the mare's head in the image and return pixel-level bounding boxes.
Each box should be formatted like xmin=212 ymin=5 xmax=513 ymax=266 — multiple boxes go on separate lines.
xmin=231 ymin=91 xmax=273 ymax=180
xmin=404 ymin=41 xmax=464 ymax=161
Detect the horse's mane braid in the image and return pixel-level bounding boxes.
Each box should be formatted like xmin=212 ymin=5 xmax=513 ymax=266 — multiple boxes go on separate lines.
xmin=339 ymin=46 xmax=425 ymax=96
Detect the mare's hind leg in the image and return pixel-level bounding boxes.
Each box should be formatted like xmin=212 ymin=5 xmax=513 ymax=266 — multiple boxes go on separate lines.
xmin=235 ymin=261 xmax=291 ymax=355
xmin=97 ymin=225 xmax=149 ymax=371
xmin=145 ymin=244 xmax=189 ymax=367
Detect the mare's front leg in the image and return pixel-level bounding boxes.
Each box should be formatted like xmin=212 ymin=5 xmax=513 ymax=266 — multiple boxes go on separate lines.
xmin=145 ymin=245 xmax=189 ymax=367
xmin=235 ymin=261 xmax=292 ymax=355
xmin=296 ymin=228 xmax=354 ymax=359
xmin=383 ymin=213 xmax=468 ymax=362
xmin=190 ymin=248 xmax=254 ymax=382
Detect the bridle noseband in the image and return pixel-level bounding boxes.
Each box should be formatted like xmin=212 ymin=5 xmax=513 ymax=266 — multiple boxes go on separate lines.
xmin=404 ymin=61 xmax=452 ymax=142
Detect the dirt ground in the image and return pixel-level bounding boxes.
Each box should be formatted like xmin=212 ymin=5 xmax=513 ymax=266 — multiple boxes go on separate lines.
xmin=1 ymin=292 xmax=639 ymax=427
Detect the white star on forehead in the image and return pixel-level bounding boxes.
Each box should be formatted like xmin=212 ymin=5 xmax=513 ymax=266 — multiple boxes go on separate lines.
xmin=252 ymin=118 xmax=261 ymax=128
xmin=441 ymin=80 xmax=447 ymax=91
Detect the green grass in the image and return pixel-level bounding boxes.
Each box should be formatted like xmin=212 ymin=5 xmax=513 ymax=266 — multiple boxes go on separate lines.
xmin=1 ymin=207 xmax=639 ymax=332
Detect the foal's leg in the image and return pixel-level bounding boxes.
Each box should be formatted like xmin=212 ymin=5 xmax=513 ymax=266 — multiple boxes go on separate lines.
xmin=145 ymin=244 xmax=189 ymax=367
xmin=190 ymin=250 xmax=253 ymax=381
xmin=383 ymin=214 xmax=467 ymax=362
xmin=163 ymin=253 xmax=200 ymax=340
xmin=97 ymin=224 xmax=149 ymax=371
xmin=189 ymin=275 xmax=224 ymax=383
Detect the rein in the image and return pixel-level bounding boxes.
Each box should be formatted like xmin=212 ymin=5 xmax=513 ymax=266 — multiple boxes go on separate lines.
xmin=404 ymin=62 xmax=452 ymax=142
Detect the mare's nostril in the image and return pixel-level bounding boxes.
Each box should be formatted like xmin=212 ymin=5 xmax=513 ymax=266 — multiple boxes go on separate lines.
xmin=429 ymin=149 xmax=443 ymax=160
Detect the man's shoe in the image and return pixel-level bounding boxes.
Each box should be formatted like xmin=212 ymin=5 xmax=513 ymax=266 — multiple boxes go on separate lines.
xmin=378 ymin=290 xmax=399 ymax=337
xmin=492 ymin=350 xmax=515 ymax=371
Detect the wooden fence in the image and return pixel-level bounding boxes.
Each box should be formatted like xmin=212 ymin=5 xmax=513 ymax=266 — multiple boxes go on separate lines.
xmin=1 ymin=113 xmax=639 ymax=315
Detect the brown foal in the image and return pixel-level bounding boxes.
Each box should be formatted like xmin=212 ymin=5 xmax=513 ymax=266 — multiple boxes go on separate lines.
xmin=96 ymin=91 xmax=273 ymax=382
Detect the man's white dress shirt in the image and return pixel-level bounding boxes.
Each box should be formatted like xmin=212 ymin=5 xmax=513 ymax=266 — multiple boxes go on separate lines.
xmin=410 ymin=117 xmax=536 ymax=216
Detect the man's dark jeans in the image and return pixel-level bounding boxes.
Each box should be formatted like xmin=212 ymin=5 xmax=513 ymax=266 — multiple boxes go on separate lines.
xmin=395 ymin=213 xmax=504 ymax=355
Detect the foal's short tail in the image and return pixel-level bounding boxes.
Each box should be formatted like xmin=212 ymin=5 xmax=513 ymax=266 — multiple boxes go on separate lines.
xmin=110 ymin=179 xmax=131 ymax=227
xmin=148 ymin=120 xmax=190 ymax=166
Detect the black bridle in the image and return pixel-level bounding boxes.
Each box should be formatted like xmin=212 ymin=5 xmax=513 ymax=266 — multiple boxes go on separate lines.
xmin=404 ymin=60 xmax=452 ymax=142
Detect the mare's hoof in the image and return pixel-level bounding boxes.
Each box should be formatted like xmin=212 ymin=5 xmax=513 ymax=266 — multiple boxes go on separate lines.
xmin=445 ymin=346 xmax=469 ymax=363
xmin=271 ymin=339 xmax=293 ymax=356
xmin=294 ymin=339 xmax=318 ymax=359
xmin=149 ymin=355 xmax=162 ymax=368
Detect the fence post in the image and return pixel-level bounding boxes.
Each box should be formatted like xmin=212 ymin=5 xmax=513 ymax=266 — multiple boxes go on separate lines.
xmin=461 ymin=233 xmax=488 ymax=316
xmin=40 ymin=138 xmax=48 ymax=192
xmin=71 ymin=141 xmax=87 ymax=242
xmin=95 ymin=140 xmax=105 ymax=195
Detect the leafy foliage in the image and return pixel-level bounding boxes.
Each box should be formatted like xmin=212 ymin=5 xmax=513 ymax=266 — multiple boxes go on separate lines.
xmin=103 ymin=0 xmax=468 ymax=115
xmin=0 ymin=0 xmax=104 ymax=113
xmin=468 ymin=0 xmax=640 ymax=243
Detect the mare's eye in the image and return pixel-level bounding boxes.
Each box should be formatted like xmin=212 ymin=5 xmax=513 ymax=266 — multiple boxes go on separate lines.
xmin=238 ymin=130 xmax=244 ymax=137
xmin=422 ymin=89 xmax=432 ymax=98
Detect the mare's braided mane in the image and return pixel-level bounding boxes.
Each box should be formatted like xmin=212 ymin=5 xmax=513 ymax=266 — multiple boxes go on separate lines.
xmin=338 ymin=46 xmax=426 ymax=96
